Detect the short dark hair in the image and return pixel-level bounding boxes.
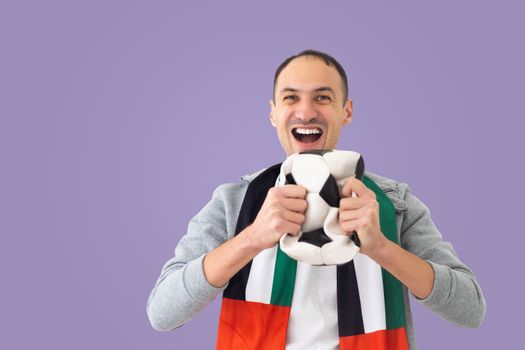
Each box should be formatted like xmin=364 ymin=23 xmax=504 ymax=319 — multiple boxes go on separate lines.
xmin=273 ymin=49 xmax=349 ymax=105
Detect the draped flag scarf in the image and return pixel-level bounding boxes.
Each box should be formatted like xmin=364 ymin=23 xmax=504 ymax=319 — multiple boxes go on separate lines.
xmin=216 ymin=164 xmax=409 ymax=350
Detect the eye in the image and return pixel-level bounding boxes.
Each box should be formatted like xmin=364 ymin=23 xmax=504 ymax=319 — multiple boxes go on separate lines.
xmin=283 ymin=95 xmax=298 ymax=102
xmin=315 ymin=95 xmax=332 ymax=102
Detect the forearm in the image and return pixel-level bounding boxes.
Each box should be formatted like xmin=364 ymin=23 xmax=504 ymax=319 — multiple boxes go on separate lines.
xmin=147 ymin=182 xmax=252 ymax=331
xmin=368 ymin=236 xmax=434 ymax=299
xmin=147 ymin=255 xmax=223 ymax=331
xmin=370 ymin=234 xmax=485 ymax=328
xmin=398 ymin=189 xmax=486 ymax=328
xmin=203 ymin=225 xmax=263 ymax=288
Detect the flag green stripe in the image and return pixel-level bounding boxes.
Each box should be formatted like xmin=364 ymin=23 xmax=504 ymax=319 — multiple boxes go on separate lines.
xmin=270 ymin=245 xmax=297 ymax=306
xmin=363 ymin=176 xmax=406 ymax=329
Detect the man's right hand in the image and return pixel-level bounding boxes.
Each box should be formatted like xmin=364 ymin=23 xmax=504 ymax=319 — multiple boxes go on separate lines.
xmin=245 ymin=185 xmax=307 ymax=250
xmin=203 ymin=184 xmax=307 ymax=288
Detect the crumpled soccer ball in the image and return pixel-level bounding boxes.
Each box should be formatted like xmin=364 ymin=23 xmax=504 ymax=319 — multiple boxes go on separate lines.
xmin=278 ymin=149 xmax=365 ymax=265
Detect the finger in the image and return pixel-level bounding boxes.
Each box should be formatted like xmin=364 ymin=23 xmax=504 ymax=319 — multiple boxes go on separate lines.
xmin=282 ymin=197 xmax=308 ymax=213
xmin=339 ymin=196 xmax=369 ymax=210
xmin=282 ymin=209 xmax=305 ymax=225
xmin=340 ymin=219 xmax=362 ymax=234
xmin=282 ymin=221 xmax=301 ymax=235
xmin=286 ymin=229 xmax=301 ymax=236
xmin=341 ymin=177 xmax=376 ymax=199
xmin=339 ymin=206 xmax=366 ymax=222
xmin=280 ymin=184 xmax=307 ymax=199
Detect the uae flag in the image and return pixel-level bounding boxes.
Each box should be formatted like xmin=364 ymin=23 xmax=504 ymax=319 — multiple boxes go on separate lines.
xmin=215 ymin=167 xmax=409 ymax=350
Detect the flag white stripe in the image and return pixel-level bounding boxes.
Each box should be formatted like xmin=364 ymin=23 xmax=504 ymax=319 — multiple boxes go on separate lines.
xmin=245 ymin=246 xmax=277 ymax=304
xmin=354 ymin=253 xmax=386 ymax=333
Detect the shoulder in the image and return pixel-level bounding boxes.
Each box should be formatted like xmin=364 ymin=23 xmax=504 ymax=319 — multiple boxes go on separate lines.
xmin=364 ymin=170 xmax=411 ymax=212
xmin=210 ymin=167 xmax=268 ymax=202
xmin=240 ymin=167 xmax=269 ymax=183
xmin=364 ymin=170 xmax=436 ymax=221
xmin=364 ymin=170 xmax=409 ymax=197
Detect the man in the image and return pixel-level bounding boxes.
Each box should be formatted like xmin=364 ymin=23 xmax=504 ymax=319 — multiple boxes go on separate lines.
xmin=147 ymin=50 xmax=486 ymax=349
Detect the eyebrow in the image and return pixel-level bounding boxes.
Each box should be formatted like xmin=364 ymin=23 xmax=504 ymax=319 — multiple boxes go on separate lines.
xmin=280 ymin=86 xmax=336 ymax=96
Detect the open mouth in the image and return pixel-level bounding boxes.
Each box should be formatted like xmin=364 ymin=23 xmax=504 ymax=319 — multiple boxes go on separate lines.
xmin=292 ymin=127 xmax=323 ymax=144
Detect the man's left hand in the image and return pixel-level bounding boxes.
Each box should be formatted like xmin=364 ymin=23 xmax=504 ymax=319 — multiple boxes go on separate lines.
xmin=339 ymin=177 xmax=387 ymax=257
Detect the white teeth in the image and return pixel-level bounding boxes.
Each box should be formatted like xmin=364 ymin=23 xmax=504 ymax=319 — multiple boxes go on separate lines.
xmin=295 ymin=128 xmax=321 ymax=135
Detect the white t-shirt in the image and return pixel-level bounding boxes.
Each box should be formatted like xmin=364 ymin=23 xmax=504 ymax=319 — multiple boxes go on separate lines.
xmin=286 ymin=262 xmax=339 ymax=349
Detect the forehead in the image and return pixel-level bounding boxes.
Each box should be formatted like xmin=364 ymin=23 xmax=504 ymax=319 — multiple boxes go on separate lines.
xmin=276 ymin=56 xmax=343 ymax=96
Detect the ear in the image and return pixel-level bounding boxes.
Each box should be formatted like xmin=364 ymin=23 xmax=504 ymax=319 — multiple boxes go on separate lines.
xmin=342 ymin=99 xmax=353 ymax=126
xmin=269 ymin=99 xmax=277 ymax=127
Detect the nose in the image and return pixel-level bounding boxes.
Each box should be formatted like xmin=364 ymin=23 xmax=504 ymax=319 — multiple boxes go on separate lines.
xmin=294 ymin=99 xmax=318 ymax=123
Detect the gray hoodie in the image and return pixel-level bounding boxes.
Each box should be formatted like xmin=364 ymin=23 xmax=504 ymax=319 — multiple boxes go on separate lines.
xmin=146 ymin=169 xmax=486 ymax=349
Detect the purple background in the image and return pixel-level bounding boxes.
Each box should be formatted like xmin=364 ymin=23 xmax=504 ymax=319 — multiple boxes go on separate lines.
xmin=1 ymin=0 xmax=523 ymax=348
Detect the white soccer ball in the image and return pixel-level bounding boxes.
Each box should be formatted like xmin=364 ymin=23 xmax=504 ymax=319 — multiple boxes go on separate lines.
xmin=278 ymin=149 xmax=365 ymax=265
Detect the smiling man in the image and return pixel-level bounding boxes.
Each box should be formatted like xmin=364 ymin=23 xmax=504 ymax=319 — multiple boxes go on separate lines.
xmin=147 ymin=50 xmax=486 ymax=350
xmin=270 ymin=54 xmax=352 ymax=155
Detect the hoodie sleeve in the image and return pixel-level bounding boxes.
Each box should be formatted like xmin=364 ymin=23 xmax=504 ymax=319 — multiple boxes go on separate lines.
xmin=399 ymin=187 xmax=486 ymax=328
xmin=146 ymin=182 xmax=246 ymax=331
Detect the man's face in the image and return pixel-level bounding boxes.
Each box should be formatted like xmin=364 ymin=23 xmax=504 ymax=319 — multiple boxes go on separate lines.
xmin=270 ymin=56 xmax=353 ymax=156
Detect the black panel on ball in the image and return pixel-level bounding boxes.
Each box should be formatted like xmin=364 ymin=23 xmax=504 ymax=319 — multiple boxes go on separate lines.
xmin=355 ymin=156 xmax=365 ymax=180
xmin=319 ymin=174 xmax=340 ymax=208
xmin=285 ymin=173 xmax=296 ymax=185
xmin=298 ymin=227 xmax=333 ymax=247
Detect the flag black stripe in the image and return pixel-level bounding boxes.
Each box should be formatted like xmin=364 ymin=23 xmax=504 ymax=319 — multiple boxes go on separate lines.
xmin=223 ymin=163 xmax=282 ymax=301
xmin=337 ymin=261 xmax=365 ymax=337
